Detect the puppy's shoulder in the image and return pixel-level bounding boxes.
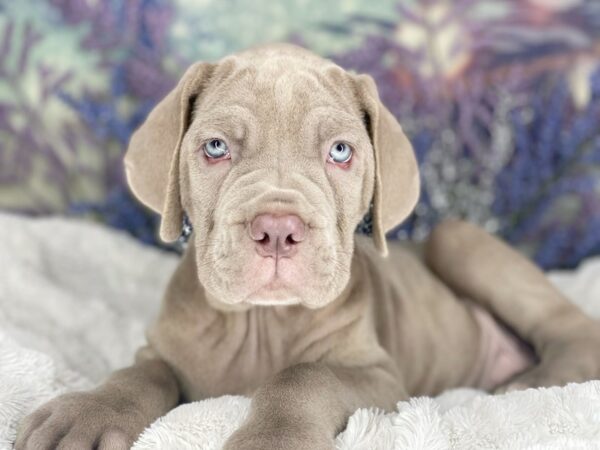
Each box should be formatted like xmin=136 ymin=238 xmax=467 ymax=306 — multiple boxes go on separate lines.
xmin=354 ymin=234 xmax=423 ymax=268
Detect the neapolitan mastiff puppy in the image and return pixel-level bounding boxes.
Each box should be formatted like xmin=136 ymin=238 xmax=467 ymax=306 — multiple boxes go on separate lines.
xmin=15 ymin=44 xmax=600 ymax=450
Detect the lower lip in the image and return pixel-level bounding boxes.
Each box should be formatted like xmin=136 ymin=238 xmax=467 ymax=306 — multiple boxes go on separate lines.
xmin=249 ymin=297 xmax=300 ymax=306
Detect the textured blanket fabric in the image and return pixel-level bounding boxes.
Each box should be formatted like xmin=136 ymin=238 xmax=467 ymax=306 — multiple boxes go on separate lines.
xmin=1 ymin=213 xmax=599 ymax=449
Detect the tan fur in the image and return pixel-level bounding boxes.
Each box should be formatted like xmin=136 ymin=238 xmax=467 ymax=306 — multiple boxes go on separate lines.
xmin=15 ymin=44 xmax=600 ymax=450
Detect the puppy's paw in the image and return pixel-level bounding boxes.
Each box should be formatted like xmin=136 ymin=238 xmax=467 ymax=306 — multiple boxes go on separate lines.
xmin=14 ymin=391 xmax=146 ymax=450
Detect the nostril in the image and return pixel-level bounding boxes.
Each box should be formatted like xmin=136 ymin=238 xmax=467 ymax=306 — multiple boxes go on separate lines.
xmin=250 ymin=213 xmax=306 ymax=257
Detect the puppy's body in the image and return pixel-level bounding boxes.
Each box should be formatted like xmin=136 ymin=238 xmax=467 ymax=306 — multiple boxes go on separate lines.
xmin=150 ymin=236 xmax=528 ymax=404
xmin=15 ymin=44 xmax=600 ymax=450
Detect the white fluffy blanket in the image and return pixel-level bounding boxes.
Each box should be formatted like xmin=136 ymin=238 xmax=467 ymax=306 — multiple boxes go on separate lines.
xmin=1 ymin=213 xmax=600 ymax=450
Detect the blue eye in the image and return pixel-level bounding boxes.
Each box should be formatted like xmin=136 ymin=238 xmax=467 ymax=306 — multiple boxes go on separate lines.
xmin=204 ymin=139 xmax=229 ymax=159
xmin=328 ymin=141 xmax=353 ymax=164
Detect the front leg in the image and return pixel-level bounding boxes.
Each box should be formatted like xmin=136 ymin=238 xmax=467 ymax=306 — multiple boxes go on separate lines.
xmin=224 ymin=359 xmax=405 ymax=450
xmin=14 ymin=347 xmax=179 ymax=450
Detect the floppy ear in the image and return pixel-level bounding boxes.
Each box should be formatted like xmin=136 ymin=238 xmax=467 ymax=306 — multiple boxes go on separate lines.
xmin=124 ymin=62 xmax=214 ymax=242
xmin=355 ymin=74 xmax=420 ymax=256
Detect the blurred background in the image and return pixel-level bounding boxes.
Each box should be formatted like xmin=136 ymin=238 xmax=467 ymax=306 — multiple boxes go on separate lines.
xmin=1 ymin=0 xmax=599 ymax=270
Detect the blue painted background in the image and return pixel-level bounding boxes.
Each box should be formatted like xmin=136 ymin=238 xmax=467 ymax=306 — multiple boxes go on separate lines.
xmin=1 ymin=0 xmax=599 ymax=269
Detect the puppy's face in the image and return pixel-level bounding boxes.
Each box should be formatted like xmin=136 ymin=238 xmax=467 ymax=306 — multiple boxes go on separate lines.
xmin=125 ymin=44 xmax=419 ymax=311
xmin=180 ymin=52 xmax=374 ymax=308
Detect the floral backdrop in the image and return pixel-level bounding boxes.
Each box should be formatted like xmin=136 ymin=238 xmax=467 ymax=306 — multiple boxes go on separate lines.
xmin=1 ymin=0 xmax=599 ymax=269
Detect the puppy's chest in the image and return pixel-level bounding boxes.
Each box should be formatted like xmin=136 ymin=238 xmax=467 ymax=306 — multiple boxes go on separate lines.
xmin=151 ymin=309 xmax=329 ymax=401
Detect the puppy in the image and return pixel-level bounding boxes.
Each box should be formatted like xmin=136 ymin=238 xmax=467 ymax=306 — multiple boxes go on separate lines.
xmin=15 ymin=44 xmax=600 ymax=450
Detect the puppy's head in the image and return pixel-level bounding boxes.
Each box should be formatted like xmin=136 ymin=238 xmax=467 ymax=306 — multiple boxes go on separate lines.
xmin=125 ymin=44 xmax=419 ymax=309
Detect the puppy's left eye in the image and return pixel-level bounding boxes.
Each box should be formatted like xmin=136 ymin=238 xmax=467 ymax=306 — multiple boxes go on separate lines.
xmin=203 ymin=139 xmax=230 ymax=159
xmin=328 ymin=141 xmax=353 ymax=164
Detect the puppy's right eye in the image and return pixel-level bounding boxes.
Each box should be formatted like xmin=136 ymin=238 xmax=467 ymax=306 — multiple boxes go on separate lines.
xmin=203 ymin=139 xmax=230 ymax=160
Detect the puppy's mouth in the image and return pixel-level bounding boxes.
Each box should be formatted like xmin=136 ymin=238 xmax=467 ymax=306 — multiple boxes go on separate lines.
xmin=244 ymin=256 xmax=303 ymax=305
xmin=203 ymin=208 xmax=340 ymax=308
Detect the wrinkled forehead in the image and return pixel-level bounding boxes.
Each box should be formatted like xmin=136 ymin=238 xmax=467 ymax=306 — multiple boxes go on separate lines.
xmin=195 ymin=54 xmax=363 ymax=137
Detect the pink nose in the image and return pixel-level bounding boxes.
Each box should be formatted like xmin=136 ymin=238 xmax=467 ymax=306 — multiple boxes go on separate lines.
xmin=249 ymin=214 xmax=306 ymax=258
